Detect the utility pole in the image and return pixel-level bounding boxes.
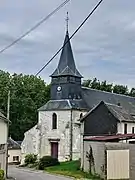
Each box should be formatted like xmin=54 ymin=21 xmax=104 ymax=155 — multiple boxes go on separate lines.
xmin=7 ymin=90 xmax=10 ymax=120
xmin=69 ymin=108 xmax=73 ymax=161
xmin=6 ymin=90 xmax=10 ymax=178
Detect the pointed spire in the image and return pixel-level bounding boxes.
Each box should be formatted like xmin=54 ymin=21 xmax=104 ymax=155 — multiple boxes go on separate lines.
xmin=51 ymin=13 xmax=83 ymax=78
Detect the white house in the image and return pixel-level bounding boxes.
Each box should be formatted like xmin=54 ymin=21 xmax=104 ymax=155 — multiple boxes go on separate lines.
xmin=21 ymin=19 xmax=135 ymax=163
xmin=0 ymin=111 xmax=9 ymax=173
xmin=8 ymin=137 xmax=21 ymax=164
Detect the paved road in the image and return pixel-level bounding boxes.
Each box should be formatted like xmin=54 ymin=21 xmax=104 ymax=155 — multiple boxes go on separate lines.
xmin=8 ymin=166 xmax=72 ymax=180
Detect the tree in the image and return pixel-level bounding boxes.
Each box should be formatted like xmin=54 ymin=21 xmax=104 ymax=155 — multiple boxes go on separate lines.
xmin=0 ymin=70 xmax=11 ymax=115
xmin=129 ymin=88 xmax=135 ymax=97
xmin=82 ymin=78 xmax=130 ymax=95
xmin=113 ymin=85 xmax=129 ymax=95
xmin=100 ymin=80 xmax=113 ymax=92
xmin=82 ymin=78 xmax=112 ymax=92
xmin=0 ymin=71 xmax=50 ymax=141
xmin=90 ymin=78 xmax=101 ymax=90
xmin=82 ymin=79 xmax=91 ymax=87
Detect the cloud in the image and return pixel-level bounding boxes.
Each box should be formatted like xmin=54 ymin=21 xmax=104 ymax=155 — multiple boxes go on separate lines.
xmin=0 ymin=0 xmax=135 ymax=88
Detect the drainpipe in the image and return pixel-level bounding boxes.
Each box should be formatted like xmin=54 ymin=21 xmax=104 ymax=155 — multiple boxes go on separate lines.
xmin=69 ymin=108 xmax=73 ymax=161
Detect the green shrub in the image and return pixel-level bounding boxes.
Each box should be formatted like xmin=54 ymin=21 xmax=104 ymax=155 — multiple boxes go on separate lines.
xmin=0 ymin=169 xmax=4 ymax=180
xmin=38 ymin=156 xmax=60 ymax=170
xmin=24 ymin=154 xmax=37 ymax=165
xmin=27 ymin=161 xmax=38 ymax=169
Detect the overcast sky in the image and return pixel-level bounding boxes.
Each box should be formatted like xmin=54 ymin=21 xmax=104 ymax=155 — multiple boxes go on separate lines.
xmin=0 ymin=0 xmax=135 ymax=88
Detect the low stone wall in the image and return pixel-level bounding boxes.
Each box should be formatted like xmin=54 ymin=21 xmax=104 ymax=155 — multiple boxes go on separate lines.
xmin=0 ymin=149 xmax=6 ymax=172
xmin=82 ymin=141 xmax=135 ymax=180
xmin=82 ymin=141 xmax=106 ymax=178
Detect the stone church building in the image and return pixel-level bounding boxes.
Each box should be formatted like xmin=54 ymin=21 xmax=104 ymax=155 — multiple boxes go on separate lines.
xmin=21 ymin=23 xmax=135 ymax=163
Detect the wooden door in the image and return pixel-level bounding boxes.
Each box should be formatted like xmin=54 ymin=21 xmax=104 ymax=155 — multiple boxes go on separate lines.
xmin=51 ymin=142 xmax=58 ymax=159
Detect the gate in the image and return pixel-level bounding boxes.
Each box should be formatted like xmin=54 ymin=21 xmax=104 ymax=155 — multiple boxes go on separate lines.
xmin=107 ymin=149 xmax=129 ymax=180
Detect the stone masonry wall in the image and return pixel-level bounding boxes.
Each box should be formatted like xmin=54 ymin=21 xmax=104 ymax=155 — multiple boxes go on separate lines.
xmin=39 ymin=109 xmax=87 ymax=161
xmin=21 ymin=125 xmax=40 ymax=164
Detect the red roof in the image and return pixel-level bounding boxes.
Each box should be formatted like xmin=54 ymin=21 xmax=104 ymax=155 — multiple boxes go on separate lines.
xmin=84 ymin=134 xmax=135 ymax=141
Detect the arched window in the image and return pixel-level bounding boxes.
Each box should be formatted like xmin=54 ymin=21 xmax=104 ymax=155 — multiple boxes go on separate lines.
xmin=52 ymin=113 xmax=57 ymax=129
xmin=80 ymin=113 xmax=83 ymax=118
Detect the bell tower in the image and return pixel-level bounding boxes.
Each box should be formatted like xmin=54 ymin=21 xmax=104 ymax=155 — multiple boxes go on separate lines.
xmin=50 ymin=12 xmax=83 ymax=100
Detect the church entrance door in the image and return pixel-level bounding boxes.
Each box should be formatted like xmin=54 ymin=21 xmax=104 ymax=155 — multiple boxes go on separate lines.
xmin=51 ymin=142 xmax=58 ymax=159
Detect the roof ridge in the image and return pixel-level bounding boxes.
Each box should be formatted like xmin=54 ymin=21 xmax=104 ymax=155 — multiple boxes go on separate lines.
xmin=80 ymin=101 xmax=102 ymax=122
xmin=8 ymin=137 xmax=21 ymax=149
xmin=105 ymin=102 xmax=122 ymax=108
xmin=59 ymin=65 xmax=75 ymax=75
xmin=104 ymin=102 xmax=135 ymax=122
xmin=9 ymin=137 xmax=20 ymax=146
xmin=104 ymin=103 xmax=125 ymax=121
xmin=82 ymin=86 xmax=135 ymax=99
xmin=58 ymin=66 xmax=68 ymax=74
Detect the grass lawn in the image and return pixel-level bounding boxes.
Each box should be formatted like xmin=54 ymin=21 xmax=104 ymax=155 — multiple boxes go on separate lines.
xmin=45 ymin=160 xmax=100 ymax=179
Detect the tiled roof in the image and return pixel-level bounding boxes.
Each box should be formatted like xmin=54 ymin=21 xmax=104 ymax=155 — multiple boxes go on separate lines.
xmin=51 ymin=31 xmax=82 ymax=78
xmin=105 ymin=103 xmax=135 ymax=122
xmin=80 ymin=101 xmax=135 ymax=123
xmin=38 ymin=99 xmax=88 ymax=111
xmin=82 ymin=87 xmax=135 ymax=115
xmin=39 ymin=86 xmax=135 ymax=113
xmin=84 ymin=134 xmax=135 ymax=141
xmin=8 ymin=137 xmax=21 ymax=150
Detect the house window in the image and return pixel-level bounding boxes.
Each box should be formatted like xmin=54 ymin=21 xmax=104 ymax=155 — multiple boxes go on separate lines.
xmin=52 ymin=113 xmax=57 ymax=129
xmin=132 ymin=127 xmax=134 ymax=134
xmin=13 ymin=156 xmax=19 ymax=162
xmin=124 ymin=124 xmax=127 ymax=134
xmin=0 ymin=144 xmax=5 ymax=150
xmin=80 ymin=113 xmax=83 ymax=118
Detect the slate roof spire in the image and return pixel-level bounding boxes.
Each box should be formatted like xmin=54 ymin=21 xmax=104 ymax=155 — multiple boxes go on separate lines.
xmin=51 ymin=12 xmax=83 ymax=78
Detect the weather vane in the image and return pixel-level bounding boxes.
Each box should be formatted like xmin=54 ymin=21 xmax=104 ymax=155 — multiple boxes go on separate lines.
xmin=65 ymin=12 xmax=69 ymax=31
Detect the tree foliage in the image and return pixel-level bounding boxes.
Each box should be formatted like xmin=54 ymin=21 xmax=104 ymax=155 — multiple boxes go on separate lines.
xmin=129 ymin=88 xmax=135 ymax=97
xmin=24 ymin=154 xmax=37 ymax=165
xmin=82 ymin=78 xmax=132 ymax=95
xmin=113 ymin=85 xmax=128 ymax=95
xmin=0 ymin=169 xmax=4 ymax=180
xmin=38 ymin=156 xmax=60 ymax=170
xmin=82 ymin=78 xmax=113 ymax=92
xmin=0 ymin=70 xmax=50 ymax=141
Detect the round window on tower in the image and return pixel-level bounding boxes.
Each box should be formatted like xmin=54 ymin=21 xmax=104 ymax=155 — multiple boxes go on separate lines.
xmin=57 ymin=86 xmax=62 ymax=92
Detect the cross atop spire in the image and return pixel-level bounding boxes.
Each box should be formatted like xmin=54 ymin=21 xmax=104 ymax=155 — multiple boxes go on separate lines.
xmin=65 ymin=12 xmax=69 ymax=32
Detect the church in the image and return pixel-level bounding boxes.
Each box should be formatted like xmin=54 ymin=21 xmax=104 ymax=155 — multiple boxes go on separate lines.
xmin=21 ymin=17 xmax=135 ymax=163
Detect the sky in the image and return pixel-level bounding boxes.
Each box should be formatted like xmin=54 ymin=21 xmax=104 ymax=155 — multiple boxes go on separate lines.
xmin=0 ymin=0 xmax=135 ymax=88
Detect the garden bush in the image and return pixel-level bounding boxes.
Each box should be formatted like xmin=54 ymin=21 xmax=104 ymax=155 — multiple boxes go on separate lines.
xmin=0 ymin=169 xmax=4 ymax=180
xmin=38 ymin=156 xmax=60 ymax=170
xmin=24 ymin=154 xmax=37 ymax=165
